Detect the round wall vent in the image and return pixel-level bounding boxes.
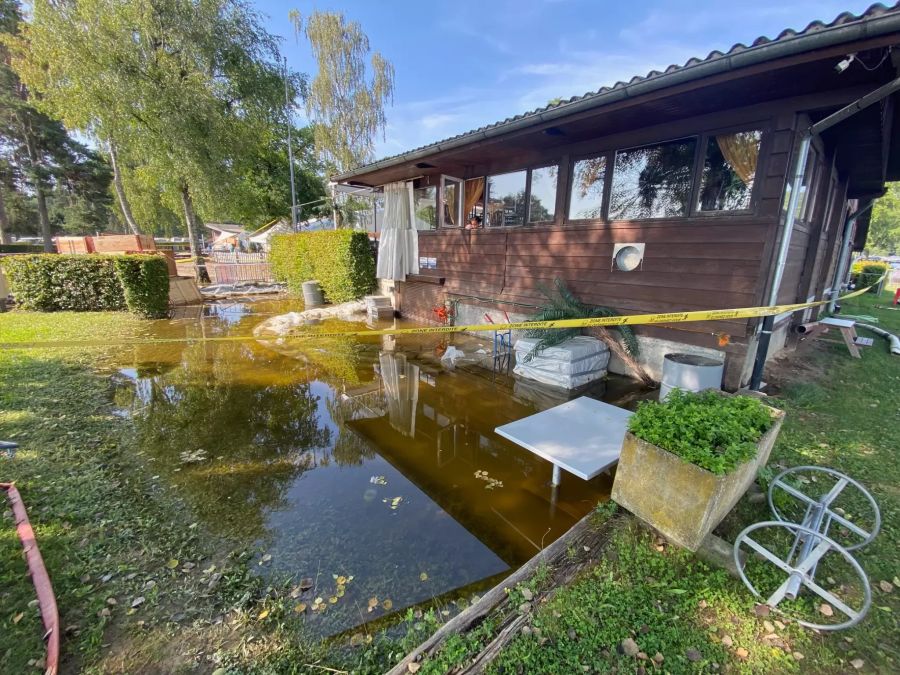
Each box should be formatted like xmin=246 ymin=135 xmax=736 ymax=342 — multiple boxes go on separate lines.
xmin=612 ymin=243 xmax=645 ymax=272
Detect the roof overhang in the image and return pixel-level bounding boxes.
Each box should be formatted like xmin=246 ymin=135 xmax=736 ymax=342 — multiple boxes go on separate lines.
xmin=335 ymin=5 xmax=900 ymax=188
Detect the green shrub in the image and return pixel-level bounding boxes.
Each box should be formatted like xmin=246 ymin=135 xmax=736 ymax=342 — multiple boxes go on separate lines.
xmin=628 ymin=390 xmax=775 ymax=474
xmin=2 ymin=255 xmax=125 ymax=311
xmin=0 ymin=243 xmax=44 ymax=253
xmin=113 ymin=255 xmax=170 ymax=318
xmin=270 ymin=230 xmax=375 ymax=303
xmin=1 ymin=254 xmax=169 ymax=316
xmin=850 ymin=260 xmax=889 ymax=292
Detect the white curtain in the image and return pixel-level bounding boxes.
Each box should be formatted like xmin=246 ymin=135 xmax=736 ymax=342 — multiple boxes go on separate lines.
xmin=379 ymin=352 xmax=419 ymax=437
xmin=376 ymin=181 xmax=419 ymax=280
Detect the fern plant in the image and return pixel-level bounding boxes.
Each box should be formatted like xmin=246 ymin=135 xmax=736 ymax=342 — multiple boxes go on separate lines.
xmin=524 ymin=278 xmax=639 ymax=361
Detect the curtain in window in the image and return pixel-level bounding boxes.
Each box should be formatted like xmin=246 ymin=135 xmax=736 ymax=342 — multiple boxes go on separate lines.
xmin=376 ymin=181 xmax=419 ymax=280
xmin=464 ymin=178 xmax=484 ymax=217
xmin=716 ymin=133 xmax=759 ymax=185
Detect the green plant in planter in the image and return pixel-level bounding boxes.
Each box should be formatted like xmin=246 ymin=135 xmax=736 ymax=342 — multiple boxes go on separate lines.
xmin=628 ymin=389 xmax=775 ymax=475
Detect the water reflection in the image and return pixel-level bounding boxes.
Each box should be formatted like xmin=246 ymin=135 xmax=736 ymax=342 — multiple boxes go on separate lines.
xmin=111 ymin=298 xmax=648 ymax=636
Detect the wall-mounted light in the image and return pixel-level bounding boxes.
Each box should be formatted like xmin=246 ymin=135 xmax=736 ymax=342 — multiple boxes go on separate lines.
xmin=835 ymin=53 xmax=856 ymax=74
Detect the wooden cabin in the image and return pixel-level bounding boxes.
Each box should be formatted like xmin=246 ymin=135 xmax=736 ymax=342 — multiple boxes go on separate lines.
xmin=334 ymin=4 xmax=900 ymax=388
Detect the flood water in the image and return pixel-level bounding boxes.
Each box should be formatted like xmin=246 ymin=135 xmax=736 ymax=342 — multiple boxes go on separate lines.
xmin=109 ymin=297 xmax=649 ymax=637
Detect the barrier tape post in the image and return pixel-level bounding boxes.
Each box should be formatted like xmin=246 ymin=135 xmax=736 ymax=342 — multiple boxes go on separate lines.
xmin=0 ymin=276 xmax=885 ymax=351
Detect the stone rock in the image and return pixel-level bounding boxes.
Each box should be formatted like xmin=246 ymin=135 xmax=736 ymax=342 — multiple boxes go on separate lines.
xmin=792 ymin=652 xmax=804 ymax=661
xmin=518 ymin=602 xmax=531 ymax=614
xmin=851 ymin=659 xmax=864 ymax=670
xmin=686 ymin=648 xmax=701 ymax=662
xmin=652 ymin=652 xmax=664 ymax=665
xmin=621 ymin=638 xmax=640 ymax=657
xmin=567 ymin=628 xmax=577 ymax=641
xmin=721 ymin=635 xmax=733 ymax=648
xmin=521 ymin=588 xmax=534 ymax=601
xmin=753 ymin=604 xmax=771 ymax=617
xmin=763 ymin=620 xmax=775 ymax=633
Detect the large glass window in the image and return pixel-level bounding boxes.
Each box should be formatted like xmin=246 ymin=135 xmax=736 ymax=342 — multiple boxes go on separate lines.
xmin=486 ymin=170 xmax=527 ymax=227
xmin=569 ymin=155 xmax=607 ymax=220
xmin=697 ymin=130 xmax=762 ymax=211
xmin=609 ymin=138 xmax=697 ymax=220
xmin=413 ymin=186 xmax=437 ymax=230
xmin=528 ymin=166 xmax=557 ymax=223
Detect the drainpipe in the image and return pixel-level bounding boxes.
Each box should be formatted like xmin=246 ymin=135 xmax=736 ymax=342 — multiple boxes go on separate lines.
xmin=749 ymin=74 xmax=900 ymax=391
xmin=749 ymin=134 xmax=812 ymax=391
xmin=828 ymin=200 xmax=874 ymax=312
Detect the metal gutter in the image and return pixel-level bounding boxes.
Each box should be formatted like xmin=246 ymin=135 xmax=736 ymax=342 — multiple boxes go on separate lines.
xmin=334 ymin=8 xmax=900 ymax=183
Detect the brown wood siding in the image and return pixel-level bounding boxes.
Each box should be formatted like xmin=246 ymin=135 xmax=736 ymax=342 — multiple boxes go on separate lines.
xmin=416 ymin=217 xmax=775 ymax=340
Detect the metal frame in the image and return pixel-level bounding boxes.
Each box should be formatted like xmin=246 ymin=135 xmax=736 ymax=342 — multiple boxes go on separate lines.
xmin=733 ymin=466 xmax=880 ymax=631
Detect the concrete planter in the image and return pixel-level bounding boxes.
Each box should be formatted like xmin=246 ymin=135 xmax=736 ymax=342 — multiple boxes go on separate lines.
xmin=611 ymin=405 xmax=785 ymax=551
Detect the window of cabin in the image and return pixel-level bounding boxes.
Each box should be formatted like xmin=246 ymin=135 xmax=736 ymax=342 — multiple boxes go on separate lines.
xmin=486 ymin=170 xmax=527 ymax=227
xmin=609 ymin=138 xmax=697 ymax=220
xmin=569 ymin=155 xmax=607 ymax=220
xmin=793 ymin=147 xmax=817 ymax=223
xmin=413 ymin=185 xmax=437 ymax=230
xmin=528 ymin=166 xmax=558 ymax=223
xmin=464 ymin=177 xmax=485 ymax=224
xmin=697 ymin=130 xmax=762 ymax=211
xmin=441 ymin=176 xmax=464 ymax=227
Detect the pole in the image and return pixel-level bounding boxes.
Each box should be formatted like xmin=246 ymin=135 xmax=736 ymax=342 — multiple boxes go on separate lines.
xmin=284 ymin=57 xmax=298 ymax=229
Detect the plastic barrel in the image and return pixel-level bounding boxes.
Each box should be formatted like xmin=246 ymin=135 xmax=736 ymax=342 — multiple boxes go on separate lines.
xmin=659 ymin=353 xmax=724 ymax=400
xmin=302 ymin=280 xmax=324 ymax=306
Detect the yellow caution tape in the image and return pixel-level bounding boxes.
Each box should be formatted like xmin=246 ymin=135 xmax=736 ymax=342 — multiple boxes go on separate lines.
xmin=0 ymin=276 xmax=884 ymax=350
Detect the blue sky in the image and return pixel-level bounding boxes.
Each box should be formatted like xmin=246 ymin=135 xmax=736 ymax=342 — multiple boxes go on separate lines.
xmin=256 ymin=0 xmax=877 ymax=158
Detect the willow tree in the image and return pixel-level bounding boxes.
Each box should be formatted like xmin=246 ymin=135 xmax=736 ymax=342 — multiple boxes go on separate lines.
xmin=290 ymin=9 xmax=394 ymax=213
xmin=13 ymin=0 xmax=299 ymax=273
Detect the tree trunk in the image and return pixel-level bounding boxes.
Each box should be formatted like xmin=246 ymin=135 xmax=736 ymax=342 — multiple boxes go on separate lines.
xmin=19 ymin=117 xmax=54 ymax=252
xmin=179 ymin=182 xmax=209 ymax=282
xmin=108 ymin=141 xmax=140 ymax=235
xmin=0 ymin=183 xmax=11 ymax=245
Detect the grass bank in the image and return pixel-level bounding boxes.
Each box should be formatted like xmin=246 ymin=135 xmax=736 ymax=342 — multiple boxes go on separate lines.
xmin=398 ymin=291 xmax=899 ymax=674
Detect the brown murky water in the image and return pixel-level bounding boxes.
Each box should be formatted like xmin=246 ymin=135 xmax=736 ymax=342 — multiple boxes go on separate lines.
xmin=110 ymin=297 xmax=650 ymax=636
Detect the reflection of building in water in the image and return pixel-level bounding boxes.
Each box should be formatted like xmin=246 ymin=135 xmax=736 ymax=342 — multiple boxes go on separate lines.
xmin=333 ymin=352 xmax=616 ymax=565
xmin=377 ymin=352 xmax=419 ymax=437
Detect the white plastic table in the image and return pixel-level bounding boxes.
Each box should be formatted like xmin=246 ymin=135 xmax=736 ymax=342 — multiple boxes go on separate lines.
xmin=495 ymin=396 xmax=634 ymax=487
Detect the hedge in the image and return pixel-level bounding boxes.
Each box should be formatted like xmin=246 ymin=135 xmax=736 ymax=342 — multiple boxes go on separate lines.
xmin=270 ymin=230 xmax=375 ymax=303
xmin=850 ymin=260 xmax=889 ymax=293
xmin=1 ymin=254 xmax=170 ymax=317
xmin=0 ymin=243 xmax=44 ymax=253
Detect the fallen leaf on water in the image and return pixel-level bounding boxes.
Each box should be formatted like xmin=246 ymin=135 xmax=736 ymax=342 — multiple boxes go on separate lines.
xmin=290 ymin=586 xmax=301 ymax=599
xmin=260 ymin=554 xmax=272 ymax=564
xmin=419 ymin=572 xmax=428 ymax=581
xmin=367 ymin=597 xmax=379 ymax=612
xmin=350 ymin=633 xmax=364 ymax=646
xmin=329 ymin=596 xmax=338 ymax=604
xmin=336 ymin=588 xmax=345 ymax=598
xmin=336 ymin=575 xmax=348 ymax=585
xmin=294 ymin=603 xmax=307 ymax=613
xmin=382 ymin=599 xmax=393 ymax=610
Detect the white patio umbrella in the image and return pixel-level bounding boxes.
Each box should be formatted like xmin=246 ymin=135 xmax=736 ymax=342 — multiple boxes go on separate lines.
xmin=376 ymin=181 xmax=419 ymax=280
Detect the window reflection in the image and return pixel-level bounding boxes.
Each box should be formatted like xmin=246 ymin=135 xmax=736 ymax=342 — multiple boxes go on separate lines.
xmin=414 ymin=186 xmax=437 ymax=230
xmin=698 ymin=130 xmax=761 ymax=211
xmin=487 ymin=170 xmax=527 ymax=227
xmin=609 ymin=138 xmax=697 ymax=220
xmin=569 ymin=156 xmax=606 ymax=220
xmin=528 ymin=166 xmax=557 ymax=223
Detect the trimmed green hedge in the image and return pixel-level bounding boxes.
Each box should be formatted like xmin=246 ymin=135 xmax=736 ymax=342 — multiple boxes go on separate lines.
xmin=1 ymin=254 xmax=169 ymax=317
xmin=270 ymin=230 xmax=375 ymax=303
xmin=850 ymin=260 xmax=889 ymax=293
xmin=0 ymin=243 xmax=44 ymax=253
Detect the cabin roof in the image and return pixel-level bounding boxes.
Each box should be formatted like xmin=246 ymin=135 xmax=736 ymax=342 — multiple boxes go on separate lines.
xmin=335 ymin=2 xmax=900 ymax=187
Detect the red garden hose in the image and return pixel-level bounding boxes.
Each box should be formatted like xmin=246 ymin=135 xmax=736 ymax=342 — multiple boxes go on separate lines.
xmin=1 ymin=481 xmax=60 ymax=675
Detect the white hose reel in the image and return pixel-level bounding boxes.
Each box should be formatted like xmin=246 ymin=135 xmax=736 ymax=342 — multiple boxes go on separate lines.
xmin=734 ymin=466 xmax=881 ymax=631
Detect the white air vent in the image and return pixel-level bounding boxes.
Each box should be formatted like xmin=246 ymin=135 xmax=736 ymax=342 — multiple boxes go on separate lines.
xmin=612 ymin=243 xmax=645 ymax=272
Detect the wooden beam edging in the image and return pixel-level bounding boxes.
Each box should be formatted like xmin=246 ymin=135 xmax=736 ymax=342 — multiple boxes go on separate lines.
xmin=385 ymin=509 xmax=616 ymax=675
